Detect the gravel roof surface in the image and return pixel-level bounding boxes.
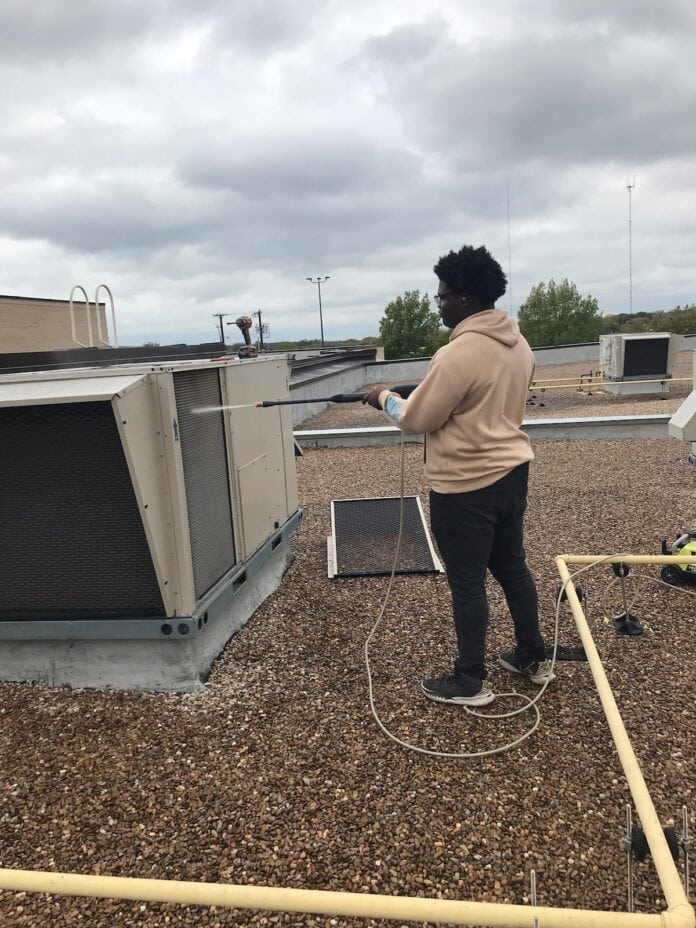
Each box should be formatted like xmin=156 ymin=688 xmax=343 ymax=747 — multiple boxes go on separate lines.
xmin=1 ymin=366 xmax=695 ymax=927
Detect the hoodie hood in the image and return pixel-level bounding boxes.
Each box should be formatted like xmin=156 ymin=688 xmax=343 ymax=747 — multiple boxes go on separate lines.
xmin=449 ymin=308 xmax=520 ymax=348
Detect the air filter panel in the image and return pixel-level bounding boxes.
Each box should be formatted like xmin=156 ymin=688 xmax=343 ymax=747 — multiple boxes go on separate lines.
xmin=328 ymin=496 xmax=443 ymax=578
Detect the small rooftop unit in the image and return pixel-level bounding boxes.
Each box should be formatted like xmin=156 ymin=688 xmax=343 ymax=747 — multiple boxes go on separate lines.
xmin=0 ymin=355 xmax=300 ymax=691
xmin=599 ymin=332 xmax=682 ymax=395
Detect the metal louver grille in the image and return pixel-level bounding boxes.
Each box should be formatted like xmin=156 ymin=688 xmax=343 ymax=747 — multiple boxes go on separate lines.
xmin=330 ymin=497 xmax=441 ymax=578
xmin=623 ymin=338 xmax=669 ymax=376
xmin=0 ymin=402 xmax=164 ymax=619
xmin=174 ymin=370 xmax=236 ymax=598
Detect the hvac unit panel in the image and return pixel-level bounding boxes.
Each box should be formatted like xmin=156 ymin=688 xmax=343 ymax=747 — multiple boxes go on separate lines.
xmin=222 ymin=360 xmax=298 ymax=560
xmin=599 ymin=335 xmax=614 ymax=375
xmin=174 ymin=369 xmax=236 ymax=599
xmin=0 ymin=401 xmax=164 ymax=620
xmin=623 ymin=338 xmax=669 ymax=377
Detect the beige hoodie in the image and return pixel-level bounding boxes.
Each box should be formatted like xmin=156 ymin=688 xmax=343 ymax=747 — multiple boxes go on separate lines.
xmin=387 ymin=309 xmax=535 ymax=493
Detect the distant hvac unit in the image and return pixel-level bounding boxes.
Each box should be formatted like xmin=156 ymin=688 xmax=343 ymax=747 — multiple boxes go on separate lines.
xmin=599 ymin=332 xmax=682 ymax=381
xmin=0 ymin=358 xmax=300 ymax=690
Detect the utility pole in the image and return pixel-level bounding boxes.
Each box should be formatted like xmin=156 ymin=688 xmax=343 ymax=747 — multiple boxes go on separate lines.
xmin=626 ymin=176 xmax=636 ymax=314
xmin=212 ymin=313 xmax=230 ymax=344
xmin=253 ymin=309 xmax=264 ymax=350
xmin=306 ymin=276 xmax=330 ymax=348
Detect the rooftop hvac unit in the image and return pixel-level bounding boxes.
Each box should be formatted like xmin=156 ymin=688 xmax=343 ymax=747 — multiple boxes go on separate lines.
xmin=0 ymin=357 xmax=300 ymax=690
xmin=599 ymin=332 xmax=682 ymax=381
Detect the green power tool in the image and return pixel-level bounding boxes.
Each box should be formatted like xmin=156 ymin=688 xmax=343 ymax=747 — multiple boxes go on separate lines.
xmin=660 ymin=530 xmax=696 ymax=585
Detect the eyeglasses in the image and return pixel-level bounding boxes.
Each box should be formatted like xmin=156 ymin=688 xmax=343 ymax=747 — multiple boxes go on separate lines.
xmin=434 ymin=293 xmax=454 ymax=306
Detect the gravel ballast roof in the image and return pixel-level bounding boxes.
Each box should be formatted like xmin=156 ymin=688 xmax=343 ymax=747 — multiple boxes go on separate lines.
xmin=1 ymin=373 xmax=695 ymax=926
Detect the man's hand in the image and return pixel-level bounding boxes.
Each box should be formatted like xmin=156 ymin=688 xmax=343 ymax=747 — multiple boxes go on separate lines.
xmin=362 ymin=385 xmax=388 ymax=410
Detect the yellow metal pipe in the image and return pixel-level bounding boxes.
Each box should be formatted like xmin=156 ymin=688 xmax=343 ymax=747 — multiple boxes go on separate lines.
xmin=561 ymin=555 xmax=696 ymax=565
xmin=529 ymin=377 xmax=690 ymax=391
xmin=532 ymin=375 xmax=600 ymax=384
xmin=556 ymin=557 xmax=695 ymax=928
xmin=0 ymin=866 xmax=666 ymax=927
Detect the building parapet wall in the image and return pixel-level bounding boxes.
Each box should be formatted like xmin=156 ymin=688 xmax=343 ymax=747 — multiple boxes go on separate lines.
xmin=295 ymin=414 xmax=672 ymax=448
xmin=0 ymin=296 xmax=107 ymax=354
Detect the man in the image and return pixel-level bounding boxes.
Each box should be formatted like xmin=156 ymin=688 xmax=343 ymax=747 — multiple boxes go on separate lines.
xmin=364 ymin=245 xmax=553 ymax=707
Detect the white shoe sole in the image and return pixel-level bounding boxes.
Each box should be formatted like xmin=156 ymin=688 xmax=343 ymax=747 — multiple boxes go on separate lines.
xmin=499 ymin=657 xmax=556 ymax=685
xmin=420 ymin=683 xmax=495 ymax=706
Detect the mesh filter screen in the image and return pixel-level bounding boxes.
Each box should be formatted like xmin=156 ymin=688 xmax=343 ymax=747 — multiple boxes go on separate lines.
xmin=331 ymin=497 xmax=440 ymax=577
xmin=0 ymin=401 xmax=164 ymax=619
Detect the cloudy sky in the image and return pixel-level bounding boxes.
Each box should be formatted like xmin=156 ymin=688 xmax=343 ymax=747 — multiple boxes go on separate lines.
xmin=2 ymin=0 xmax=695 ymax=346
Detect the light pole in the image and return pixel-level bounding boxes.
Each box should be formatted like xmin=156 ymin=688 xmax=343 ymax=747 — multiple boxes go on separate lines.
xmin=626 ymin=176 xmax=636 ymax=314
xmin=306 ymin=276 xmax=330 ymax=348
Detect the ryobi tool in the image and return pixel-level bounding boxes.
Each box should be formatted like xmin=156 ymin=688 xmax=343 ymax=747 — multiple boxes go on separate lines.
xmin=660 ymin=530 xmax=696 ymax=585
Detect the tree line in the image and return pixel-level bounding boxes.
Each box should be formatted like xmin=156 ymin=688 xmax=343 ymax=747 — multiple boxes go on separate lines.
xmin=377 ymin=282 xmax=696 ymax=358
xmin=148 ymin=285 xmax=693 ymax=355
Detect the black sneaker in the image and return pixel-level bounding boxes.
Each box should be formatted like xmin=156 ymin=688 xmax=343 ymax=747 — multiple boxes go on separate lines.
xmin=421 ymin=674 xmax=495 ymax=706
xmin=498 ymin=648 xmax=556 ymax=685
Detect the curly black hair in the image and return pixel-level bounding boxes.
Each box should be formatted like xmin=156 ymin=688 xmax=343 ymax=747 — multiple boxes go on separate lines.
xmin=433 ymin=245 xmax=507 ymax=306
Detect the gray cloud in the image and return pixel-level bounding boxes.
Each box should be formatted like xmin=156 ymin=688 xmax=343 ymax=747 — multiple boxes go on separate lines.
xmin=559 ymin=0 xmax=696 ymax=34
xmin=359 ymin=18 xmax=696 ymax=168
xmin=179 ymin=131 xmax=421 ymax=198
xmin=0 ymin=0 xmax=317 ymax=61
xmin=0 ymin=1 xmax=694 ymax=343
xmin=0 ymin=0 xmax=180 ymax=59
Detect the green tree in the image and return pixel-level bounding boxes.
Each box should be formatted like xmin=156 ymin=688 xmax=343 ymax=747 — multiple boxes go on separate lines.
xmin=599 ymin=305 xmax=696 ymax=336
xmin=619 ymin=312 xmax=656 ymax=334
xmin=661 ymin=305 xmax=696 ymax=334
xmin=379 ymin=290 xmax=444 ymax=359
xmin=518 ymin=279 xmax=604 ymax=347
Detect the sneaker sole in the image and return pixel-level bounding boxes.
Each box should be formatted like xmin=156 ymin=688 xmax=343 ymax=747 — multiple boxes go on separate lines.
xmin=498 ymin=656 xmax=524 ymax=675
xmin=499 ymin=656 xmax=556 ymax=685
xmin=420 ymin=683 xmax=495 ymax=706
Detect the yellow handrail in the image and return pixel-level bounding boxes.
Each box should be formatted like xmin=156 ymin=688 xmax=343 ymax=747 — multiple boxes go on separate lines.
xmin=0 ymin=867 xmax=667 ymax=927
xmin=556 ymin=554 xmax=695 ymax=928
xmin=530 ymin=377 xmax=691 ymax=391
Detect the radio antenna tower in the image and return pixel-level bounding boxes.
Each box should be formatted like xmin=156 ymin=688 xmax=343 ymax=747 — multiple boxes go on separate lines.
xmin=626 ymin=175 xmax=636 ymax=314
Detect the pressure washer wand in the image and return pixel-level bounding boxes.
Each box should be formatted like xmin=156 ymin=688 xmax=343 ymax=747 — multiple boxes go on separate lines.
xmin=255 ymin=385 xmax=418 ymax=408
xmin=256 ymin=393 xmax=367 ymax=407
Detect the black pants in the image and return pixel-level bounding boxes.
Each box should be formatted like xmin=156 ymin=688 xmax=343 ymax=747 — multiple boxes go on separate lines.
xmin=429 ymin=463 xmax=545 ymax=682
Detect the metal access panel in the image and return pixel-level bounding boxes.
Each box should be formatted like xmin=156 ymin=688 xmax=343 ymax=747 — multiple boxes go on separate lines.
xmin=328 ymin=497 xmax=443 ymax=578
xmin=173 ymin=369 xmax=236 ymax=600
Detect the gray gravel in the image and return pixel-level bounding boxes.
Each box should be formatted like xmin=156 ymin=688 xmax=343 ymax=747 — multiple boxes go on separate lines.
xmin=1 ymin=371 xmax=695 ymax=926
